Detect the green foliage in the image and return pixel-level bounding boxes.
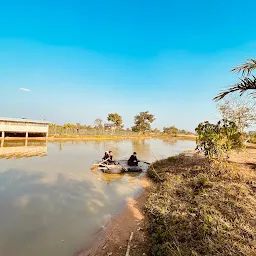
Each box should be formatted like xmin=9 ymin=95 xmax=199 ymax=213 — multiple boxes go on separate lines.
xmin=249 ymin=131 xmax=256 ymax=143
xmin=163 ymin=126 xmax=179 ymax=135
xmin=132 ymin=111 xmax=155 ymax=133
xmin=214 ymin=58 xmax=256 ymax=101
xmin=195 ymin=119 xmax=245 ymax=159
xmin=214 ymin=76 xmax=256 ymax=101
xmin=107 ymin=113 xmax=123 ymax=128
xmin=179 ymin=129 xmax=189 ymax=134
xmin=152 ymin=128 xmax=161 ymax=133
xmin=231 ymin=58 xmax=256 ymax=77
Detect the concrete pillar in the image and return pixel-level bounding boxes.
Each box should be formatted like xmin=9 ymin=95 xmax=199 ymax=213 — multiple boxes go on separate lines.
xmin=45 ymin=132 xmax=48 ymax=148
xmin=1 ymin=132 xmax=4 ymax=148
xmin=25 ymin=132 xmax=28 ymax=147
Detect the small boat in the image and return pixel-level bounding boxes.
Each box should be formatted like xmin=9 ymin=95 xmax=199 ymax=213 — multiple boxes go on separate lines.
xmin=98 ymin=164 xmax=124 ymax=174
xmin=98 ymin=160 xmax=143 ymax=174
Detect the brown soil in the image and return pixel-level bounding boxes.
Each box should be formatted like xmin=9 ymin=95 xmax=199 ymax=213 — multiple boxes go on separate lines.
xmin=229 ymin=143 xmax=256 ymax=169
xmin=75 ymin=178 xmax=151 ymax=256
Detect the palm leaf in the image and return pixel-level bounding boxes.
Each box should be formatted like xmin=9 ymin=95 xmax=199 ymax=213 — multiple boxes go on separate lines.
xmin=231 ymin=58 xmax=256 ymax=76
xmin=214 ymin=76 xmax=256 ymax=101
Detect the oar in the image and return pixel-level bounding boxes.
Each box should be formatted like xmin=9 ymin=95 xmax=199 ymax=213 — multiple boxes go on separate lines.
xmin=91 ymin=159 xmax=108 ymax=170
xmin=140 ymin=160 xmax=151 ymax=165
xmin=118 ymin=159 xmax=151 ymax=165
xmin=117 ymin=161 xmax=128 ymax=172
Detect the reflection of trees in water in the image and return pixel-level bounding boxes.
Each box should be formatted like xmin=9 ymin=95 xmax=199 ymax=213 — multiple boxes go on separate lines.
xmin=161 ymin=137 xmax=178 ymax=146
xmin=90 ymin=140 xmax=123 ymax=159
xmin=59 ymin=142 xmax=62 ymax=152
xmin=90 ymin=140 xmax=102 ymax=151
xmin=132 ymin=139 xmax=151 ymax=160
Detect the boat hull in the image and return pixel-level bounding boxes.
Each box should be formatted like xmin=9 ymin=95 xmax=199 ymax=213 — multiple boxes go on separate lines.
xmin=98 ymin=161 xmax=143 ymax=174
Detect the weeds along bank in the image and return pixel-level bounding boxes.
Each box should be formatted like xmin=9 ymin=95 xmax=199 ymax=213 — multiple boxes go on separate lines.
xmin=145 ymin=154 xmax=256 ymax=256
xmin=47 ymin=134 xmax=196 ymax=141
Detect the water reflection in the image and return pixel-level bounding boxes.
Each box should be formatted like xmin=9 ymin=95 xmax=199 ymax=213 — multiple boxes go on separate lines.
xmin=132 ymin=139 xmax=151 ymax=160
xmin=0 ymin=140 xmax=47 ymax=159
xmin=91 ymin=168 xmax=142 ymax=185
xmin=0 ymin=139 xmax=195 ymax=256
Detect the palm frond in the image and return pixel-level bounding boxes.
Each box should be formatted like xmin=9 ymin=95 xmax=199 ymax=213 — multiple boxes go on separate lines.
xmin=231 ymin=58 xmax=256 ymax=76
xmin=214 ymin=76 xmax=256 ymax=101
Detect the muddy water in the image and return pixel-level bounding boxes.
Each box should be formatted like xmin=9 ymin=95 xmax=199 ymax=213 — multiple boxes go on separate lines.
xmin=0 ymin=139 xmax=195 ymax=256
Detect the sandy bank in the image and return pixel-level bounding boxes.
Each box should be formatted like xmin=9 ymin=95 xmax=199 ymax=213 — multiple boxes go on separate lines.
xmin=75 ymin=178 xmax=151 ymax=256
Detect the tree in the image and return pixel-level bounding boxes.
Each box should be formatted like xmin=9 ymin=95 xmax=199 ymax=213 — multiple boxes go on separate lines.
xmin=195 ymin=119 xmax=245 ymax=159
xmin=179 ymin=129 xmax=189 ymax=134
xmin=214 ymin=58 xmax=256 ymax=101
xmin=217 ymin=96 xmax=256 ymax=132
xmin=107 ymin=113 xmax=123 ymax=129
xmin=94 ymin=118 xmax=103 ymax=129
xmin=231 ymin=58 xmax=256 ymax=76
xmin=132 ymin=111 xmax=155 ymax=134
xmin=152 ymin=128 xmax=160 ymax=134
xmin=163 ymin=126 xmax=179 ymax=135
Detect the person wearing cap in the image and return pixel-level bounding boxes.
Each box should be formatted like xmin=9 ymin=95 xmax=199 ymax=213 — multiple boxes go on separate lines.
xmin=128 ymin=152 xmax=139 ymax=166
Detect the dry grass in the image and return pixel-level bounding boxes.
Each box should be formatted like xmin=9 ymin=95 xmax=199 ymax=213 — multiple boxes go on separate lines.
xmin=47 ymin=134 xmax=196 ymax=141
xmin=146 ymin=154 xmax=256 ymax=256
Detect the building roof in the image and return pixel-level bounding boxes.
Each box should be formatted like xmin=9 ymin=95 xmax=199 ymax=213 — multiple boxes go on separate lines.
xmin=0 ymin=117 xmax=50 ymax=125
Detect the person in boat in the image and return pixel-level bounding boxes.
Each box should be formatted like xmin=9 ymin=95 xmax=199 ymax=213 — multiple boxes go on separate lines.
xmin=102 ymin=151 xmax=116 ymax=165
xmin=107 ymin=151 xmax=116 ymax=165
xmin=102 ymin=151 xmax=109 ymax=163
xmin=128 ymin=152 xmax=139 ymax=166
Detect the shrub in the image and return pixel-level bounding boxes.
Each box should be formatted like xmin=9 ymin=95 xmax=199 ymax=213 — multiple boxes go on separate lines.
xmin=195 ymin=119 xmax=245 ymax=159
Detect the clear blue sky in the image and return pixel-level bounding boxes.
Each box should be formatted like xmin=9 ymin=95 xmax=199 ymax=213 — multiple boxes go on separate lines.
xmin=1 ymin=0 xmax=256 ymax=131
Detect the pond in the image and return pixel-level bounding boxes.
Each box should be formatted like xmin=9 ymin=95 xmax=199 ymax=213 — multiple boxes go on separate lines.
xmin=0 ymin=138 xmax=195 ymax=256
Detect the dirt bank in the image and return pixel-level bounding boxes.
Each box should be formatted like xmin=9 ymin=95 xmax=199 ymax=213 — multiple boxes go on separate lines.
xmin=76 ymin=178 xmax=151 ymax=256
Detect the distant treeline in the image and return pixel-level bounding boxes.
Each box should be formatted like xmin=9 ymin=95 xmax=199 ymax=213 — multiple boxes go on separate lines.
xmin=48 ymin=122 xmax=193 ymax=136
xmin=48 ymin=111 xmax=193 ymax=136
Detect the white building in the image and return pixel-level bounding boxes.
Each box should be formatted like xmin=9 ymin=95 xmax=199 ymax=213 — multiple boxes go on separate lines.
xmin=0 ymin=117 xmax=50 ymax=139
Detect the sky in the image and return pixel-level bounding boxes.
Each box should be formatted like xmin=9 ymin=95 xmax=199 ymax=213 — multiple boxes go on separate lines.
xmin=1 ymin=0 xmax=256 ymax=131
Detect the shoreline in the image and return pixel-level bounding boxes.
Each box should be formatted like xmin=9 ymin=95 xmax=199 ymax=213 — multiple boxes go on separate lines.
xmin=2 ymin=134 xmax=196 ymax=142
xmin=75 ymin=177 xmax=151 ymax=256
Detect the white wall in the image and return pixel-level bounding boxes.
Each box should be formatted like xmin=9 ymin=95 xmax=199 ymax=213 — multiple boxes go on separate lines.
xmin=0 ymin=122 xmax=49 ymax=133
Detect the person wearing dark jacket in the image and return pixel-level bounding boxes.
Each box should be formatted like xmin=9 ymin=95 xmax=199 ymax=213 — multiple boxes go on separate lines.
xmin=128 ymin=152 xmax=139 ymax=166
xmin=102 ymin=151 xmax=115 ymax=165
xmin=108 ymin=151 xmax=115 ymax=164
xmin=102 ymin=151 xmax=109 ymax=163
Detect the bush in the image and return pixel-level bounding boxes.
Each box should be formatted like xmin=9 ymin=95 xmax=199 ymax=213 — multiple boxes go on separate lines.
xmin=249 ymin=132 xmax=256 ymax=143
xmin=195 ymin=119 xmax=245 ymax=159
